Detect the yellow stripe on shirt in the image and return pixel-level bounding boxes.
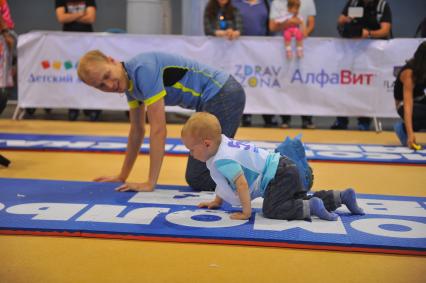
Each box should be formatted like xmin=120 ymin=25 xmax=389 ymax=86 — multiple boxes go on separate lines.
xmin=144 ymin=89 xmax=167 ymax=106
xmin=171 ymin=82 xmax=201 ymax=97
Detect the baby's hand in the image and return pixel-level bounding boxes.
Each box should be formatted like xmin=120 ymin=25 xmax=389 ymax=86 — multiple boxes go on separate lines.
xmin=230 ymin=212 xmax=251 ymax=220
xmin=198 ymin=201 xmax=221 ymax=209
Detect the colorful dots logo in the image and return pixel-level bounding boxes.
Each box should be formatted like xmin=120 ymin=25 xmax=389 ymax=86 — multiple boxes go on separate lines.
xmin=39 ymin=60 xmax=79 ymax=71
xmin=52 ymin=61 xmax=62 ymax=70
xmin=64 ymin=60 xmax=73 ymax=70
xmin=41 ymin=60 xmax=50 ymax=69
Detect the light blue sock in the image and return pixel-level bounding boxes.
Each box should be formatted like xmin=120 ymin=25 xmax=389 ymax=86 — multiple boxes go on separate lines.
xmin=309 ymin=197 xmax=338 ymax=221
xmin=341 ymin=188 xmax=365 ymax=215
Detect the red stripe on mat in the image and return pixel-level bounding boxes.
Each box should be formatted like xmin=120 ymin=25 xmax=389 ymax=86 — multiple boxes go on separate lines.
xmin=1 ymin=229 xmax=424 ymax=256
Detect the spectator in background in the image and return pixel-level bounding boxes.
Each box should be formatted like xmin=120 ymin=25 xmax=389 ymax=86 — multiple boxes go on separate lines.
xmin=232 ymin=0 xmax=278 ymax=128
xmin=0 ymin=0 xmax=15 ymax=117
xmin=393 ymin=41 xmax=426 ymax=150
xmin=204 ymin=0 xmax=242 ymax=40
xmin=0 ymin=0 xmax=15 ymax=55
xmin=269 ymin=0 xmax=316 ymax=129
xmin=331 ymin=0 xmax=392 ymax=130
xmin=55 ymin=0 xmax=102 ymax=121
xmin=415 ymin=17 xmax=426 ymax=38
xmin=276 ymin=0 xmax=305 ymax=59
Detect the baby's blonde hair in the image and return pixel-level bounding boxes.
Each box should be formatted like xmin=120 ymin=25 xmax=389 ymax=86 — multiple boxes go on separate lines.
xmin=181 ymin=112 xmax=222 ymax=145
xmin=77 ymin=50 xmax=109 ymax=83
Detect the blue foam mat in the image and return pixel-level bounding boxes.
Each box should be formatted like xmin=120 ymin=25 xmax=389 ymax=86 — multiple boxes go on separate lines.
xmin=0 ymin=178 xmax=425 ymax=255
xmin=0 ymin=133 xmax=425 ymax=165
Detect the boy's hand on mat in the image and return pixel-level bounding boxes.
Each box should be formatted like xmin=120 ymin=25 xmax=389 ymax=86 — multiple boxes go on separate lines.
xmin=115 ymin=182 xmax=155 ymax=192
xmin=198 ymin=201 xmax=221 ymax=209
xmin=94 ymin=175 xmax=125 ymax=183
xmin=230 ymin=212 xmax=251 ymax=220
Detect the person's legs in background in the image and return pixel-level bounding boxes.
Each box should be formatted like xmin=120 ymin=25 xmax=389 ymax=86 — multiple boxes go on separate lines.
xmin=281 ymin=115 xmax=291 ymax=128
xmin=357 ymin=117 xmax=371 ymax=131
xmin=68 ymin=109 xmax=80 ymax=121
xmin=301 ymin=115 xmax=315 ymax=129
xmin=262 ymin=114 xmax=278 ymax=127
xmin=241 ymin=114 xmax=252 ymax=127
xmin=331 ymin=116 xmax=349 ymax=130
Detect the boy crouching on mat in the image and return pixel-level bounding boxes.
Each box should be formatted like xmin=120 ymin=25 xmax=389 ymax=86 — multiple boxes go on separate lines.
xmin=181 ymin=112 xmax=365 ymax=221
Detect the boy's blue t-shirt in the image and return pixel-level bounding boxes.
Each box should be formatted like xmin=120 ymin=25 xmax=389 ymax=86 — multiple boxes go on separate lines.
xmin=123 ymin=52 xmax=230 ymax=109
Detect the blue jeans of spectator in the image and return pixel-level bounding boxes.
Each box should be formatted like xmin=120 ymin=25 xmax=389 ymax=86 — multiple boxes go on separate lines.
xmin=185 ymin=75 xmax=246 ymax=191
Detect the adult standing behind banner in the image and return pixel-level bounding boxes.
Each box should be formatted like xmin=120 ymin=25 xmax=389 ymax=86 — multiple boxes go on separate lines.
xmin=203 ymin=0 xmax=243 ymax=40
xmin=0 ymin=0 xmax=15 ymax=116
xmin=55 ymin=0 xmax=102 ymax=122
xmin=0 ymin=0 xmax=15 ymax=60
xmin=393 ymin=41 xmax=426 ymax=150
xmin=269 ymin=0 xmax=316 ymax=129
xmin=232 ymin=0 xmax=278 ymax=128
xmin=331 ymin=0 xmax=392 ymax=131
xmin=77 ymin=51 xmax=246 ymax=192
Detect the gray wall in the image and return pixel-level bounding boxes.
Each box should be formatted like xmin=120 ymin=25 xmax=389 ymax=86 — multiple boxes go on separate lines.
xmin=8 ymin=0 xmax=426 ymax=37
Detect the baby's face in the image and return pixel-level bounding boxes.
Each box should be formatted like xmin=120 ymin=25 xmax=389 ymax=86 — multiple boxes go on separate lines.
xmin=288 ymin=6 xmax=299 ymax=15
xmin=182 ymin=135 xmax=211 ymax=162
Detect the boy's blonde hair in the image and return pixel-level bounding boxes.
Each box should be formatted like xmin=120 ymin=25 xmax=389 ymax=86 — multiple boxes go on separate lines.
xmin=77 ymin=50 xmax=109 ymax=83
xmin=288 ymin=0 xmax=300 ymax=8
xmin=181 ymin=112 xmax=222 ymax=145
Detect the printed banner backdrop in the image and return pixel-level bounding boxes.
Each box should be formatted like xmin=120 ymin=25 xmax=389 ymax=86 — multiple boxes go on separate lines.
xmin=1 ymin=133 xmax=425 ymax=165
xmin=0 ymin=178 xmax=425 ymax=255
xmin=18 ymin=31 xmax=424 ymax=117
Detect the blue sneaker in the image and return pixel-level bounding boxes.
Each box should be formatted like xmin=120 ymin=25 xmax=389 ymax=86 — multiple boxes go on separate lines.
xmin=393 ymin=122 xmax=407 ymax=146
xmin=357 ymin=122 xmax=370 ymax=131
xmin=275 ymin=135 xmax=313 ymax=190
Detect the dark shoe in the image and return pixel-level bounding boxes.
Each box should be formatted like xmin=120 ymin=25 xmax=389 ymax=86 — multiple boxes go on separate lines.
xmin=68 ymin=109 xmax=80 ymax=121
xmin=242 ymin=115 xmax=252 ymax=127
xmin=0 ymin=154 xmax=11 ymax=167
xmin=330 ymin=120 xmax=348 ymax=130
xmin=302 ymin=120 xmax=316 ymax=129
xmin=89 ymin=110 xmax=101 ymax=122
xmin=357 ymin=122 xmax=371 ymax=131
xmin=25 ymin=108 xmax=36 ymax=116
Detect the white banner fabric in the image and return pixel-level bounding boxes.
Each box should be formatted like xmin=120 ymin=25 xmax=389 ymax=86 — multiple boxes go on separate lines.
xmin=17 ymin=31 xmax=424 ymax=117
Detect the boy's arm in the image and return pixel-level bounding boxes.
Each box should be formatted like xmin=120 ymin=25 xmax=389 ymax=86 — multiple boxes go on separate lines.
xmin=198 ymin=195 xmax=223 ymax=209
xmin=230 ymin=174 xmax=252 ymax=220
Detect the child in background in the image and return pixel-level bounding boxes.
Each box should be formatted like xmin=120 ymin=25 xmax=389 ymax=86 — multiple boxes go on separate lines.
xmin=181 ymin=112 xmax=365 ymax=221
xmin=276 ymin=0 xmax=305 ymax=59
